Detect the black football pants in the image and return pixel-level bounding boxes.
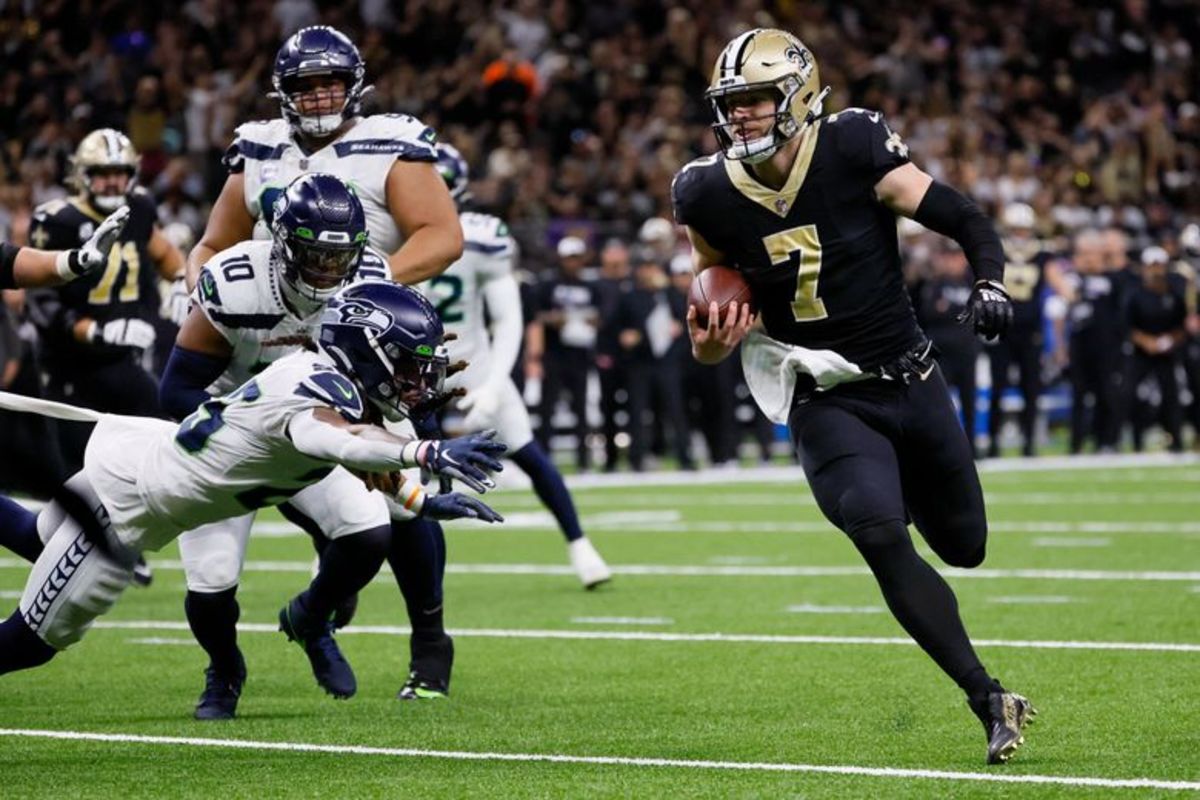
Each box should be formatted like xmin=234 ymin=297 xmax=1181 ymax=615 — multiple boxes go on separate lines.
xmin=788 ymin=366 xmax=996 ymax=698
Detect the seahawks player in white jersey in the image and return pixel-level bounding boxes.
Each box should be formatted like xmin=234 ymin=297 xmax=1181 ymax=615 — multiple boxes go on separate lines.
xmin=186 ymin=25 xmax=462 ymax=289
xmin=423 ymin=144 xmax=611 ymax=588
xmin=180 ymin=25 xmax=466 ymax=708
xmin=160 ymin=174 xmax=474 ymax=717
xmin=0 ymin=281 xmax=504 ymax=681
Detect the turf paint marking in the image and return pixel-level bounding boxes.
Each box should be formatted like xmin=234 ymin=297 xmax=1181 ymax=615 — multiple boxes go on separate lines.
xmin=987 ymin=596 xmax=1078 ymax=605
xmin=5 ymin=559 xmax=1198 ymax=583
xmin=1031 ymin=537 xmax=1112 ymax=548
xmin=0 ymin=728 xmax=1196 ymax=791
xmin=783 ymin=604 xmax=885 ymax=614
xmin=569 ymin=616 xmax=674 ymax=625
xmin=92 ymin=620 xmax=1200 ymax=654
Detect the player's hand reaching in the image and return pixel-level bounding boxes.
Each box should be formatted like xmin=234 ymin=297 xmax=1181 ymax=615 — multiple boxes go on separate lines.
xmin=419 ymin=429 xmax=507 ymax=493
xmin=959 ymin=280 xmax=1012 ymax=341
xmin=73 ymin=206 xmax=130 ymax=278
xmin=687 ymin=301 xmax=756 ymax=364
xmin=421 ymin=492 xmax=504 ymax=523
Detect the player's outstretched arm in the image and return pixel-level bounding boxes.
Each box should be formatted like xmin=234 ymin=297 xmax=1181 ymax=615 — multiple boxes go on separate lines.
xmin=288 ymin=408 xmax=506 ymax=492
xmin=2 ymin=206 xmax=129 ymax=289
xmin=383 ymin=160 xmax=464 ymax=285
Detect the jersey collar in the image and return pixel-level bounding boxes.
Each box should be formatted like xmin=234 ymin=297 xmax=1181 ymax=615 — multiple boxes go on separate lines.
xmin=724 ymin=120 xmax=822 ymax=218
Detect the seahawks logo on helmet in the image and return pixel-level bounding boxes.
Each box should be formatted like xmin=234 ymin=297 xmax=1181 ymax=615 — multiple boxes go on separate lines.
xmin=336 ymin=299 xmax=394 ymax=333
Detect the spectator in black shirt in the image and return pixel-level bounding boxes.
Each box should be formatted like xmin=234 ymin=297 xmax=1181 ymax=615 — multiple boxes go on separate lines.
xmin=619 ymin=251 xmax=693 ymax=471
xmin=594 ymin=240 xmax=632 ymax=471
xmin=1127 ymin=247 xmax=1187 ymax=452
xmin=533 ymin=236 xmax=599 ymax=470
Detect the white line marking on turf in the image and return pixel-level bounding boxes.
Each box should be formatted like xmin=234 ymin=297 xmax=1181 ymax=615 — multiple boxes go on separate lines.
xmin=784 ymin=604 xmax=885 ymax=614
xmin=127 ymin=637 xmax=197 ymax=646
xmin=0 ymin=590 xmax=21 ymax=599
xmin=6 ymin=559 xmax=1198 ymax=583
xmin=987 ymin=596 xmax=1077 ymax=605
xmin=1031 ymin=537 xmax=1112 ymax=548
xmin=570 ymin=616 xmax=674 ymax=625
xmin=90 ymin=620 xmax=1200 ymax=654
xmin=0 ymin=728 xmax=1196 ymax=792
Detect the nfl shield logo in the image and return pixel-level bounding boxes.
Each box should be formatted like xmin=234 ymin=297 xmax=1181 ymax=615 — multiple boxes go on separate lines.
xmin=775 ymin=198 xmax=788 ymax=215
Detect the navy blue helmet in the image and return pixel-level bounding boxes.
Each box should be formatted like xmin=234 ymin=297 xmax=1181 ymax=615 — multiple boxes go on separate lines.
xmin=272 ymin=26 xmax=367 ymax=136
xmin=434 ymin=143 xmax=470 ymax=203
xmin=318 ymin=282 xmax=449 ymax=422
xmin=271 ymin=173 xmax=367 ymax=310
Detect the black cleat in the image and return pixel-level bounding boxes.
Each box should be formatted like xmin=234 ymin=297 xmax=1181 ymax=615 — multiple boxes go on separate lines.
xmin=397 ymin=634 xmax=453 ymax=700
xmin=279 ymin=597 xmax=357 ymax=698
xmin=132 ymin=556 xmax=153 ymax=588
xmin=194 ymin=653 xmax=246 ymax=721
xmin=972 ymin=691 xmax=1037 ymax=765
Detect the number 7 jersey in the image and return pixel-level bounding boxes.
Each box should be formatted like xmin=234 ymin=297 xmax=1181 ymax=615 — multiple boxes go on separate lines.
xmin=671 ymin=109 xmax=923 ymax=371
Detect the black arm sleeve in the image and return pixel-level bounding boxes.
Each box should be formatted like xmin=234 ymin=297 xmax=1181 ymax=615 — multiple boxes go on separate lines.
xmin=912 ymin=181 xmax=1004 ymax=284
xmin=0 ymin=242 xmax=18 ymax=289
xmin=159 ymin=345 xmax=231 ymax=420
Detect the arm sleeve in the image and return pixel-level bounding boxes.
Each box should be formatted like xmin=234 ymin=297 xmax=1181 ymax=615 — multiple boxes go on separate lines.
xmin=286 ymin=409 xmax=424 ymax=472
xmin=0 ymin=242 xmax=17 ymax=289
xmin=911 ymin=181 xmax=1004 ymax=284
xmin=159 ymin=346 xmax=230 ymax=420
xmin=481 ymin=273 xmax=523 ymax=380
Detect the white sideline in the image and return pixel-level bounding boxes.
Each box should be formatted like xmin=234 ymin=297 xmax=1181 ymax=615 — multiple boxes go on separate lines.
xmin=96 ymin=620 xmax=1200 ymax=654
xmin=0 ymin=728 xmax=1196 ymax=791
xmin=4 ymin=558 xmax=1198 ymax=582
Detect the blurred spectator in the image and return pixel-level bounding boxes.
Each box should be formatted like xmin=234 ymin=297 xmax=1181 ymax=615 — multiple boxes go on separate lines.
xmin=619 ymin=250 xmax=692 ymax=471
xmin=533 ymin=236 xmax=599 ymax=470
xmin=1126 ymin=247 xmax=1187 ymax=452
xmin=594 ymin=239 xmax=632 ymax=471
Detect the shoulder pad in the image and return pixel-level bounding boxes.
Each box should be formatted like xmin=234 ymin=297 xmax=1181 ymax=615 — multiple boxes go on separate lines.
xmin=294 ymin=364 xmax=366 ymax=422
xmin=197 ymin=242 xmax=282 ymax=320
xmin=356 ymin=246 xmax=391 ymax=281
xmin=333 ymin=115 xmax=438 ymax=161
xmin=671 ymin=153 xmax=722 ymax=226
xmin=32 ymin=198 xmax=70 ymax=221
xmin=224 ymin=120 xmax=291 ymax=172
xmin=460 ymin=212 xmax=514 ymax=257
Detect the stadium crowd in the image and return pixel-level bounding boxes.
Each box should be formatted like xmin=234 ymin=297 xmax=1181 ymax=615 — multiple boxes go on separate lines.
xmin=1 ymin=0 xmax=1199 ymax=478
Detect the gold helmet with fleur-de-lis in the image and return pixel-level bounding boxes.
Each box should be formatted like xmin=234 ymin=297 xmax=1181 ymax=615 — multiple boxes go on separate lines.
xmin=70 ymin=128 xmax=140 ymax=212
xmin=705 ymin=28 xmax=829 ymax=163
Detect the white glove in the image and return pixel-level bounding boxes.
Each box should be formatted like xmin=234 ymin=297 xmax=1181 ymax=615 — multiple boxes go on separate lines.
xmin=57 ymin=205 xmax=130 ymax=280
xmin=457 ymin=382 xmax=502 ymax=431
xmin=160 ymin=277 xmax=191 ymax=326
xmin=91 ymin=317 xmax=157 ymax=350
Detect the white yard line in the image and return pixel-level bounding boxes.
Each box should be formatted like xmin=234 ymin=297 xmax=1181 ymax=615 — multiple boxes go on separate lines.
xmin=4 ymin=558 xmax=1197 ymax=582
xmin=1031 ymin=537 xmax=1112 ymax=548
xmin=783 ymin=604 xmax=885 ymax=614
xmin=987 ymin=596 xmax=1078 ymax=605
xmin=93 ymin=620 xmax=1200 ymax=654
xmin=569 ymin=616 xmax=674 ymax=625
xmin=0 ymin=728 xmax=1195 ymax=791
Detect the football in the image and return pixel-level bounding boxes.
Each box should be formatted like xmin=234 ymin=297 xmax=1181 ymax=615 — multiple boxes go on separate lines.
xmin=687 ymin=265 xmax=756 ymax=326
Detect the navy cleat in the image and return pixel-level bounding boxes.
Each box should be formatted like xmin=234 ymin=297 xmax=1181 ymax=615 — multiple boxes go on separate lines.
xmin=279 ymin=597 xmax=357 ymax=698
xmin=194 ymin=653 xmax=246 ymax=721
xmin=971 ymin=691 xmax=1037 ymax=765
xmin=397 ymin=634 xmax=453 ymax=700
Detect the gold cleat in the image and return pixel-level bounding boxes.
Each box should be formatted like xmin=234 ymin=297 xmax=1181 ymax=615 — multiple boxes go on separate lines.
xmin=983 ymin=692 xmax=1037 ymax=764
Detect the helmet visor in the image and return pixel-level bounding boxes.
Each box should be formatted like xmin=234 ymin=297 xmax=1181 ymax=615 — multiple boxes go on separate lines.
xmin=284 ymin=237 xmax=363 ymax=290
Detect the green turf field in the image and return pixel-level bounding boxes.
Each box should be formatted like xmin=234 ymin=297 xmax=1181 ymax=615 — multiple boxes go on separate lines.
xmin=1 ymin=461 xmax=1198 ymax=798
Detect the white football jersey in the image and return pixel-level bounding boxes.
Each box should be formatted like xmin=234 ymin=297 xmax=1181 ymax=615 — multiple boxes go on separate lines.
xmin=418 ymin=211 xmax=517 ymax=390
xmin=85 ymin=350 xmax=370 ymax=552
xmin=225 ymin=114 xmax=439 ymax=255
xmin=194 ymin=239 xmax=390 ymax=396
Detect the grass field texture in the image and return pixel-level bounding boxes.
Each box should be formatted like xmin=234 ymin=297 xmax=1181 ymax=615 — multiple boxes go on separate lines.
xmin=1 ymin=459 xmax=1198 ymax=798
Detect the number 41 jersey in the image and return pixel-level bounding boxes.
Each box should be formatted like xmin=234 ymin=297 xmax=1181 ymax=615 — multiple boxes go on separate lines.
xmin=672 ymin=109 xmax=924 ymax=371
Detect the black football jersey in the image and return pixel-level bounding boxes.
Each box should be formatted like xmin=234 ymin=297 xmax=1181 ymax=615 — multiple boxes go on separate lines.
xmin=1001 ymin=237 xmax=1055 ymax=330
xmin=672 ymin=108 xmax=922 ymax=370
xmin=0 ymin=241 xmax=18 ymax=289
xmin=26 ymin=190 xmax=159 ymax=364
xmin=1127 ymin=281 xmax=1187 ymax=337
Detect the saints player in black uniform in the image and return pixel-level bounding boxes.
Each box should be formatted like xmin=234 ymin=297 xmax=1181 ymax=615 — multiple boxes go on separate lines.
xmin=25 ymin=129 xmax=185 ymax=474
xmin=672 ymin=28 xmax=1033 ymax=765
xmin=987 ymin=203 xmax=1067 ymax=457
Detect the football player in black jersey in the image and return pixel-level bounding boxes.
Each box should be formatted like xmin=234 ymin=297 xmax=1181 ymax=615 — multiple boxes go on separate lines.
xmin=25 ymin=129 xmax=185 ymax=476
xmin=987 ymin=203 xmax=1068 ymax=457
xmin=0 ymin=206 xmax=128 ymax=290
xmin=672 ymin=28 xmax=1033 ymax=765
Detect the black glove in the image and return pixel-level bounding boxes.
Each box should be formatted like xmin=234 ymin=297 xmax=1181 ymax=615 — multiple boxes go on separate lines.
xmin=421 ymin=492 xmax=504 ymax=523
xmin=958 ymin=280 xmax=1012 ymax=340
